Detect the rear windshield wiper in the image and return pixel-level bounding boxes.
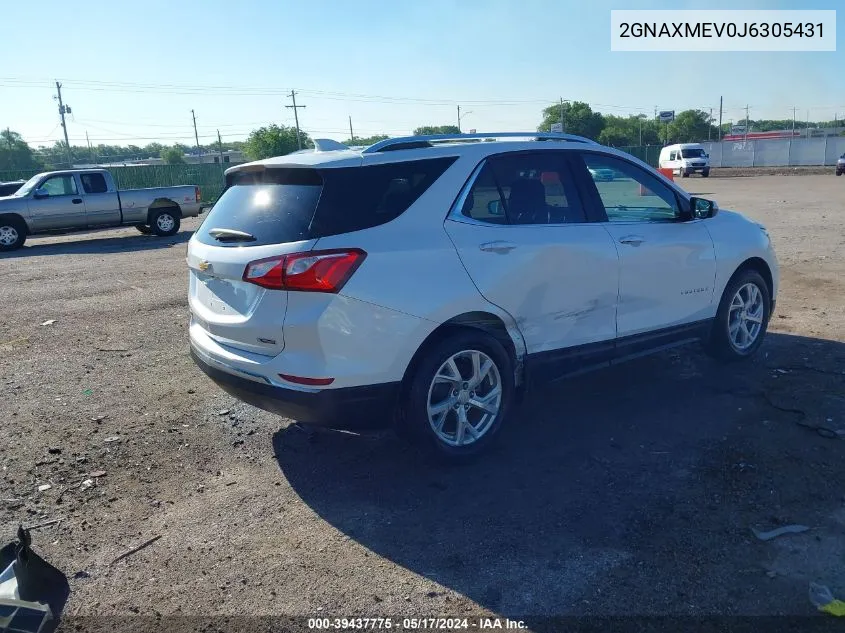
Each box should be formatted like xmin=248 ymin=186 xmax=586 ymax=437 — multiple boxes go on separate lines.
xmin=208 ymin=228 xmax=256 ymax=242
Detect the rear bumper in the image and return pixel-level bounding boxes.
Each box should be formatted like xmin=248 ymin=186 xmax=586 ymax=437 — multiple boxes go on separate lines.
xmin=190 ymin=347 xmax=399 ymax=430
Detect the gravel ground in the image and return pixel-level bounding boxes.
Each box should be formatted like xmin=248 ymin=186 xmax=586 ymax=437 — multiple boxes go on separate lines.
xmin=1 ymin=175 xmax=843 ymax=629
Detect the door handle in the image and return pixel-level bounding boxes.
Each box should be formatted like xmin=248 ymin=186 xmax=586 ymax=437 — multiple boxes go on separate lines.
xmin=479 ymin=241 xmax=517 ymax=254
xmin=619 ymin=235 xmax=645 ymax=246
xmin=71 ymin=198 xmax=83 ymax=204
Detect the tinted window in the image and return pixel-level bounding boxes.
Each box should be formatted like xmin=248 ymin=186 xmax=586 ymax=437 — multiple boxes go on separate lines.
xmin=311 ymin=157 xmax=456 ymax=237
xmin=462 ymin=152 xmax=586 ymax=225
xmin=40 ymin=175 xmax=78 ymax=196
xmin=196 ymin=157 xmax=455 ymax=247
xmin=80 ymin=173 xmax=108 ymax=194
xmin=0 ymin=183 xmax=23 ymax=196
xmin=580 ymin=153 xmax=680 ymax=223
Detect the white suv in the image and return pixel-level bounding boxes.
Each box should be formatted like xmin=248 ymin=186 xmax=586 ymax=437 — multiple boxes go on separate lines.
xmin=187 ymin=132 xmax=778 ymax=458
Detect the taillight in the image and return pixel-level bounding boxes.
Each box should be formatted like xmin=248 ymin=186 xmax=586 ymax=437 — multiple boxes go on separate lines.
xmin=195 ymin=186 xmax=201 ymax=202
xmin=242 ymin=249 xmax=366 ymax=293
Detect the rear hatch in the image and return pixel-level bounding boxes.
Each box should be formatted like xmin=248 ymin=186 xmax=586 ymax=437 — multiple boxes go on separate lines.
xmin=187 ymin=167 xmax=324 ymax=356
xmin=187 ymin=155 xmax=458 ymax=357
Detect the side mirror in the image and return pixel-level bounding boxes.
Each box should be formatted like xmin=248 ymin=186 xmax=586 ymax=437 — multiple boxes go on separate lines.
xmin=487 ymin=199 xmax=504 ymax=216
xmin=33 ymin=187 xmax=49 ymax=199
xmin=690 ymin=196 xmax=718 ymax=219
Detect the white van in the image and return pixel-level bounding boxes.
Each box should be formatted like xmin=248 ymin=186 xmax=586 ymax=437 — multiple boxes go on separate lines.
xmin=659 ymin=143 xmax=710 ymax=178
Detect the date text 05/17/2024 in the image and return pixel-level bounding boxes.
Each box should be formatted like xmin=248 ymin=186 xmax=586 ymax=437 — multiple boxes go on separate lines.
xmin=307 ymin=618 xmax=527 ymax=630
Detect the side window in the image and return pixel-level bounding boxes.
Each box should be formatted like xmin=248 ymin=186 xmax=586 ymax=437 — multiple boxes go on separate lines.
xmin=669 ymin=151 xmax=677 ymax=161
xmin=40 ymin=175 xmax=78 ymax=197
xmin=580 ymin=154 xmax=680 ymax=223
xmin=309 ymin=157 xmax=457 ymax=238
xmin=461 ymin=153 xmax=586 ymax=225
xmin=80 ymin=173 xmax=108 ymax=194
xmin=461 ymin=163 xmax=508 ymax=224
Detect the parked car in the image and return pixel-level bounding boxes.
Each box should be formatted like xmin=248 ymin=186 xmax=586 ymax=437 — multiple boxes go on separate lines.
xmin=0 ymin=169 xmax=203 ymax=251
xmin=659 ymin=143 xmax=711 ymax=177
xmin=836 ymin=153 xmax=845 ymax=176
xmin=187 ymin=132 xmax=778 ymax=459
xmin=0 ymin=180 xmax=25 ymax=197
xmin=588 ymin=166 xmax=615 ymax=181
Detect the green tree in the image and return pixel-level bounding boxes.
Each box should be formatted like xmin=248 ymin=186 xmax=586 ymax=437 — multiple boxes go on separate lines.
xmin=666 ymin=109 xmax=717 ymax=143
xmin=343 ymin=134 xmax=389 ymax=146
xmin=0 ymin=129 xmax=44 ymax=171
xmin=413 ymin=125 xmax=460 ymax=135
xmin=538 ymin=101 xmax=605 ymax=140
xmin=244 ymin=125 xmax=312 ymax=159
xmin=161 ymin=147 xmax=185 ymax=164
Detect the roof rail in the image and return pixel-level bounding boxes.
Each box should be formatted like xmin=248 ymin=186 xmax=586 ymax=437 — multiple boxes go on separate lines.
xmin=362 ymin=132 xmax=597 ymax=153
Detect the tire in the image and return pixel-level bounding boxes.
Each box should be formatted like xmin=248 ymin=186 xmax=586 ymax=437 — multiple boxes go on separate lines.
xmin=0 ymin=217 xmax=27 ymax=251
xmin=149 ymin=208 xmax=180 ymax=237
xmin=706 ymin=269 xmax=771 ymax=362
xmin=837 ymin=170 xmax=842 ymax=177
xmin=398 ymin=330 xmax=515 ymax=460
xmin=135 ymin=224 xmax=152 ymax=234
xmin=681 ymin=170 xmax=689 ymax=178
xmin=702 ymin=169 xmax=711 ymax=178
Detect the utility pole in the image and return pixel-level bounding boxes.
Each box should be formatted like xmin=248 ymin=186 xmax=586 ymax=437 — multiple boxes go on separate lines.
xmin=718 ymin=96 xmax=723 ymax=142
xmin=791 ymin=106 xmax=797 ymax=137
xmin=457 ymin=105 xmax=461 ymax=133
xmin=191 ymin=109 xmax=200 ymax=158
xmin=348 ymin=116 xmax=354 ymax=143
xmin=638 ymin=116 xmax=643 ymax=146
xmin=55 ymin=81 xmax=72 ymax=166
xmin=559 ymin=97 xmax=565 ymax=133
xmin=708 ymin=107 xmax=713 ymax=141
xmin=286 ymin=90 xmax=306 ymax=150
xmin=85 ymin=131 xmax=93 ymax=163
xmin=806 ymin=110 xmax=810 ymax=138
xmin=744 ymin=104 xmax=749 ymax=144
xmin=217 ymin=129 xmax=224 ymax=167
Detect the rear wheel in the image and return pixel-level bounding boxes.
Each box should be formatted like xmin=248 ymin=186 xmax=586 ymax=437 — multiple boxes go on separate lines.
xmin=0 ymin=217 xmax=26 ymax=251
xmin=399 ymin=330 xmax=515 ymax=460
xmin=707 ymin=269 xmax=770 ymax=362
xmin=149 ymin=208 xmax=180 ymax=237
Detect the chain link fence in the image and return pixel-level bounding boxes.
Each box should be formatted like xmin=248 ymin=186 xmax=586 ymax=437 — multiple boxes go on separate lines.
xmin=619 ymin=136 xmax=845 ymax=168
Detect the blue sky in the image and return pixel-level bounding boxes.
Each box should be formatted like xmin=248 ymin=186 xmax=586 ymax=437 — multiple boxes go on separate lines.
xmin=1 ymin=0 xmax=841 ymax=148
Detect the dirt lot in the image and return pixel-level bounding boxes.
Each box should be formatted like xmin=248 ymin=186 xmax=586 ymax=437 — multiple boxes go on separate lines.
xmin=1 ymin=175 xmax=844 ymax=628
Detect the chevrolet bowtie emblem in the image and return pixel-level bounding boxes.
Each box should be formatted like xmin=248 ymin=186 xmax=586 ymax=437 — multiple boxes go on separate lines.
xmin=198 ymin=261 xmax=211 ymax=272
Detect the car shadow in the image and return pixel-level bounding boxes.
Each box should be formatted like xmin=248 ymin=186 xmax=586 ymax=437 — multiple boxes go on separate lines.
xmin=3 ymin=230 xmax=192 ymax=257
xmin=274 ymin=332 xmax=845 ymax=618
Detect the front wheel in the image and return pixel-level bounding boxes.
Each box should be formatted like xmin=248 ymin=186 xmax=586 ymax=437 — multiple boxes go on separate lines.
xmin=837 ymin=170 xmax=843 ymax=177
xmin=0 ymin=218 xmax=26 ymax=251
xmin=399 ymin=330 xmax=515 ymax=460
xmin=706 ymin=269 xmax=771 ymax=362
xmin=702 ymin=169 xmax=711 ymax=178
xmin=149 ymin=209 xmax=181 ymax=237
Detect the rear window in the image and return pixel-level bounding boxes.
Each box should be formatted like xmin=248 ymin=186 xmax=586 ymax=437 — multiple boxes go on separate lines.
xmin=196 ymin=157 xmax=456 ymax=247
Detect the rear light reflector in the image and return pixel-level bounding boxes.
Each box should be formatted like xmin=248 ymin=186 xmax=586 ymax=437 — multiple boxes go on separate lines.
xmin=278 ymin=373 xmax=334 ymax=386
xmin=195 ymin=186 xmax=201 ymax=202
xmin=242 ymin=249 xmax=366 ymax=293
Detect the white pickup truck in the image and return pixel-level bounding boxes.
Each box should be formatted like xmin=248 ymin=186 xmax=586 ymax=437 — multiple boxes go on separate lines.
xmin=0 ymin=168 xmax=203 ymax=251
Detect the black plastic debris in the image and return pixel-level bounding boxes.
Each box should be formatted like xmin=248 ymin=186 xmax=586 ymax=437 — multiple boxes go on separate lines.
xmin=0 ymin=526 xmax=70 ymax=633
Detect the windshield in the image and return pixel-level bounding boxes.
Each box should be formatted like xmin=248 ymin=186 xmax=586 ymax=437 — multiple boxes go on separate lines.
xmin=13 ymin=173 xmax=46 ymax=197
xmin=681 ymin=149 xmax=706 ymax=158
